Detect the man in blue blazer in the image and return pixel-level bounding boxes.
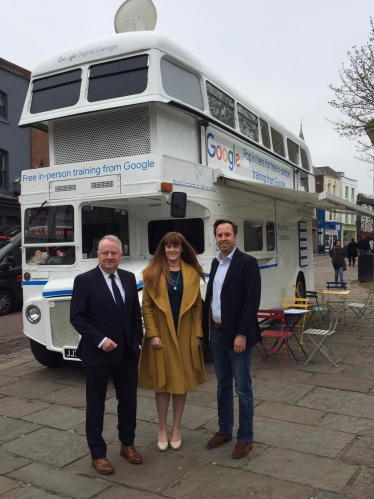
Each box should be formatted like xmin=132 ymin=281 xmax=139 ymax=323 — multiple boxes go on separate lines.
xmin=203 ymin=219 xmax=261 ymax=459
xmin=70 ymin=235 xmax=143 ymax=475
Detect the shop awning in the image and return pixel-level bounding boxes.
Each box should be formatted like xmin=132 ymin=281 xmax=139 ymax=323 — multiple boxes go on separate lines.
xmin=213 ymin=169 xmax=374 ymax=218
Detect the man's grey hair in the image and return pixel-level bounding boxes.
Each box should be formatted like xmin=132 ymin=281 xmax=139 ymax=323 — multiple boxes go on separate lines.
xmin=98 ymin=235 xmax=122 ymax=252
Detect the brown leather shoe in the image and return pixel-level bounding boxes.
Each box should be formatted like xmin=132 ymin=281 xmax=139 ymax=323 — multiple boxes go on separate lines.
xmin=206 ymin=432 xmax=233 ymax=449
xmin=92 ymin=457 xmax=114 ymax=474
xmin=231 ymin=440 xmax=252 ymax=459
xmin=120 ymin=444 xmax=143 ymax=464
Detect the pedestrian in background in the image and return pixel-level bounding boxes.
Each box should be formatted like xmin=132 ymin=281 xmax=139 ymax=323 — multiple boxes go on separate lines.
xmin=330 ymin=239 xmax=346 ymax=284
xmin=346 ymin=238 xmax=358 ymax=266
xmin=138 ymin=232 xmax=206 ymax=452
xmin=358 ymin=235 xmax=370 ymax=254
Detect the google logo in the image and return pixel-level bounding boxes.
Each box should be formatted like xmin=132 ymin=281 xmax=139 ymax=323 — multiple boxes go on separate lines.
xmin=207 ymin=133 xmax=240 ymax=171
xmin=58 ymin=54 xmax=78 ymax=63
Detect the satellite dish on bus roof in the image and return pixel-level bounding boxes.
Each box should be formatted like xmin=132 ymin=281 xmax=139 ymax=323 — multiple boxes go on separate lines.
xmin=114 ymin=0 xmax=157 ymax=33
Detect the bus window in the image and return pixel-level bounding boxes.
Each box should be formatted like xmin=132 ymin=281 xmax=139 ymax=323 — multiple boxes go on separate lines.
xmin=271 ymin=128 xmax=285 ymax=157
xmin=260 ymin=119 xmax=271 ymax=149
xmin=287 ymin=138 xmax=300 ymax=165
xmin=161 ymin=58 xmax=203 ymax=110
xmin=300 ymin=148 xmax=310 ymax=171
xmin=300 ymin=171 xmax=309 ymax=192
xmin=30 ymin=69 xmax=82 ymax=114
xmin=81 ymin=206 xmax=129 ymax=259
xmin=266 ymin=222 xmax=275 ymax=251
xmin=148 ymin=219 xmax=204 ymax=255
xmin=88 ymin=55 xmax=148 ymax=102
xmin=24 ymin=205 xmax=75 ymax=265
xmin=206 ymin=81 xmax=235 ymax=128
xmin=237 ymin=104 xmax=259 ymax=142
xmin=244 ymin=221 xmax=263 ymax=252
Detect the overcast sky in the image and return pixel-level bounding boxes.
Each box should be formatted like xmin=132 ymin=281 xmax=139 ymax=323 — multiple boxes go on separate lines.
xmin=2 ymin=0 xmax=374 ymax=194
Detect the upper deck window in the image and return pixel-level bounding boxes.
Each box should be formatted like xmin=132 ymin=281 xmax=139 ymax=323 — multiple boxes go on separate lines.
xmin=237 ymin=104 xmax=258 ymax=142
xmin=300 ymin=148 xmax=310 ymax=171
xmin=260 ymin=119 xmax=271 ymax=149
xmin=287 ymin=138 xmax=300 ymax=165
xmin=30 ymin=69 xmax=82 ymax=114
xmin=206 ymin=81 xmax=235 ymax=128
xmin=161 ymin=59 xmax=203 ymax=110
xmin=270 ymin=127 xmax=285 ymax=157
xmin=88 ymin=55 xmax=148 ymax=102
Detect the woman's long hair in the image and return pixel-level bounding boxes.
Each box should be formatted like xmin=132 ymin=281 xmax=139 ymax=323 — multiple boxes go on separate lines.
xmin=143 ymin=232 xmax=205 ymax=294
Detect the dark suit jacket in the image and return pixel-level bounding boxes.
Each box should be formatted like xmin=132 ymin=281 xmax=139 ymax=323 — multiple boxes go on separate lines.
xmin=70 ymin=266 xmax=143 ymax=367
xmin=203 ymin=248 xmax=262 ymax=350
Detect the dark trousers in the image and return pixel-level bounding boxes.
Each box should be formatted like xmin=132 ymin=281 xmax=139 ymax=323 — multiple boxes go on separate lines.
xmin=85 ymin=348 xmax=138 ymax=459
xmin=348 ymin=256 xmax=356 ymax=266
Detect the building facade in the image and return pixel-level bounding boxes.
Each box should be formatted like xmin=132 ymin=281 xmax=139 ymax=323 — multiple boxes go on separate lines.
xmin=0 ymin=58 xmax=49 ymax=227
xmin=336 ymin=173 xmax=357 ymax=246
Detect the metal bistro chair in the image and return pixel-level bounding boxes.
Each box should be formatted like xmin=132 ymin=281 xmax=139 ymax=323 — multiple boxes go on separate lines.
xmin=257 ymin=309 xmax=294 ymax=370
xmin=348 ymin=287 xmax=374 ymax=328
xmin=304 ymin=314 xmax=341 ymax=367
xmin=281 ymin=297 xmax=310 ymax=357
xmin=299 ymin=291 xmax=330 ymax=329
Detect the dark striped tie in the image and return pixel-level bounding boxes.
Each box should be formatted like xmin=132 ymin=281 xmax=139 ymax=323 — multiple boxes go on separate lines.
xmin=109 ymin=274 xmax=124 ymax=313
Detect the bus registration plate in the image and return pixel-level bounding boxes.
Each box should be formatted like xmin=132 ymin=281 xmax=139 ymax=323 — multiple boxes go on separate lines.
xmin=64 ymin=348 xmax=78 ymax=360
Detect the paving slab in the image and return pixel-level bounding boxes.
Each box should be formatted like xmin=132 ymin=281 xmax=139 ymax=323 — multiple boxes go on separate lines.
xmin=316 ymin=413 xmax=374 ymax=435
xmin=96 ymin=485 xmax=161 ymax=499
xmin=21 ymin=405 xmax=86 ymax=430
xmin=314 ymin=492 xmax=344 ymax=499
xmin=0 ymin=417 xmax=40 ymax=442
xmin=339 ymin=465 xmax=374 ymax=498
xmin=154 ymin=403 xmax=217 ymax=430
xmin=255 ymin=401 xmax=325 ymax=425
xmin=0 ymin=449 xmax=31 ymax=474
xmin=37 ymin=385 xmax=86 ymax=407
xmin=66 ymin=444 xmax=201 ymax=494
xmin=21 ymin=369 xmax=76 ymax=382
xmin=162 ymin=462 xmax=313 ymax=499
xmin=303 ymin=363 xmax=346 ymax=374
xmin=120 ymin=396 xmax=162 ymax=422
xmin=0 ymin=477 xmax=22 ymax=495
xmin=253 ymin=379 xmax=314 ymax=404
xmin=194 ymin=378 xmax=219 ymax=393
xmin=185 ymin=390 xmax=216 ymax=407
xmin=297 ymin=387 xmax=374 ymax=419
xmin=2 ymin=427 xmax=89 ymax=467
xmin=136 ymin=387 xmax=155 ymax=399
xmin=341 ymin=365 xmax=374 ymax=380
xmin=243 ymin=446 xmax=358 ymax=492
xmin=254 ymin=416 xmax=355 ymax=458
xmin=1 ymin=486 xmax=66 ymax=499
xmin=54 ymin=373 xmax=87 ymax=387
xmin=253 ymin=368 xmax=313 ymax=382
xmin=0 ymin=397 xmax=50 ymax=418
xmin=0 ymin=365 xmax=43 ymax=377
xmin=0 ymin=380 xmax=63 ymax=400
xmin=74 ymin=414 xmax=159 ymax=448
xmin=9 ymin=462 xmax=110 ymax=499
xmin=341 ymin=436 xmax=374 ymax=466
xmin=302 ymin=373 xmax=374 ymax=393
xmin=0 ymin=375 xmax=20 ymax=387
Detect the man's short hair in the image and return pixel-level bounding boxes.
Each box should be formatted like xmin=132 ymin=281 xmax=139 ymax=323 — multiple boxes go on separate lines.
xmin=213 ymin=219 xmax=238 ymax=236
xmin=98 ymin=235 xmax=122 ymax=252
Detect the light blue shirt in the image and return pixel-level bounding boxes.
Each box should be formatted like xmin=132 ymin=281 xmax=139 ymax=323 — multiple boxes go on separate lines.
xmin=212 ymin=247 xmax=236 ymax=323
xmin=98 ymin=266 xmax=125 ymax=348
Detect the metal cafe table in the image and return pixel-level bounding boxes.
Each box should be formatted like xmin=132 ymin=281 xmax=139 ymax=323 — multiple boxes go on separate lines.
xmin=318 ymin=289 xmax=350 ymax=325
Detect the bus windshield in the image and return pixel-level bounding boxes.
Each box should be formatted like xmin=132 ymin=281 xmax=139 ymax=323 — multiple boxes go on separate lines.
xmin=24 ymin=205 xmax=75 ymax=265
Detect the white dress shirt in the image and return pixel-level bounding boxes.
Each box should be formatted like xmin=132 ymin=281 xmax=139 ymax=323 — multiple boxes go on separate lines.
xmin=212 ymin=247 xmax=236 ymax=323
xmin=97 ymin=267 xmax=126 ymax=348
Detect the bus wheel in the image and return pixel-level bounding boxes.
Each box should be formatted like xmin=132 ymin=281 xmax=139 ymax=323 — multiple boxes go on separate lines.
xmin=30 ymin=339 xmax=65 ymax=368
xmin=295 ymin=273 xmax=306 ymax=297
xmin=0 ymin=290 xmax=14 ymax=316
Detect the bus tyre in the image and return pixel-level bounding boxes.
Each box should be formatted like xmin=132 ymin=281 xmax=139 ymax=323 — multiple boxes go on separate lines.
xmin=29 ymin=339 xmax=65 ymax=368
xmin=0 ymin=290 xmax=14 ymax=316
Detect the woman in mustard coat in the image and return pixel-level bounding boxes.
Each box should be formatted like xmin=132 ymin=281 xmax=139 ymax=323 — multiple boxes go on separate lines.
xmin=138 ymin=232 xmax=206 ymax=451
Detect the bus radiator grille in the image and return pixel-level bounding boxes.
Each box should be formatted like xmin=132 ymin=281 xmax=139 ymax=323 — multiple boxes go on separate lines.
xmin=52 ymin=104 xmax=151 ymax=165
xmin=50 ymin=300 xmax=80 ymax=348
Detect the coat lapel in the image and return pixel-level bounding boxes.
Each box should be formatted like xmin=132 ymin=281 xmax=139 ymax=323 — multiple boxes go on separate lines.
xmin=179 ymin=260 xmax=201 ymax=317
xmin=222 ymin=247 xmax=241 ymax=290
xmin=94 ymin=266 xmax=120 ymax=314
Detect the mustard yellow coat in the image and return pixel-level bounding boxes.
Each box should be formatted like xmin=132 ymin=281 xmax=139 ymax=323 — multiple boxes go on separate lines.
xmin=138 ymin=260 xmax=206 ymax=394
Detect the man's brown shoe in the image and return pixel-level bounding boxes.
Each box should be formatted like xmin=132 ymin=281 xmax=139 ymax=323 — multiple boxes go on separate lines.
xmin=231 ymin=440 xmax=252 ymax=459
xmin=120 ymin=444 xmax=143 ymax=464
xmin=92 ymin=457 xmax=114 ymax=474
xmin=206 ymin=432 xmax=233 ymax=449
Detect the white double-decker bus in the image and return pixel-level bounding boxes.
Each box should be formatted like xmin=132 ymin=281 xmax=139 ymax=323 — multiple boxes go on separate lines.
xmin=18 ymin=1 xmax=370 ymax=367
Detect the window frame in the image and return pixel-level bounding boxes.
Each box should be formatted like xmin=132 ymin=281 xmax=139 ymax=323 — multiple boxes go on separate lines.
xmin=286 ymin=138 xmax=300 ymax=165
xmin=270 ymin=127 xmax=285 ymax=157
xmin=0 ymin=149 xmax=7 ymax=189
xmin=0 ymin=91 xmax=7 ymax=120
xmin=237 ymin=103 xmax=259 ymax=142
xmin=206 ymin=81 xmax=236 ymax=128
xmin=260 ymin=119 xmax=271 ymax=149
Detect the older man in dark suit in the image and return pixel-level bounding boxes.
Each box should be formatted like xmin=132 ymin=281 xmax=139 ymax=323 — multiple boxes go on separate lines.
xmin=70 ymin=235 xmax=143 ymax=475
xmin=203 ymin=219 xmax=261 ymax=459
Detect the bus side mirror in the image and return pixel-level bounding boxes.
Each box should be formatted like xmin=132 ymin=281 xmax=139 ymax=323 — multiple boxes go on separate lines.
xmin=170 ymin=192 xmax=187 ymax=218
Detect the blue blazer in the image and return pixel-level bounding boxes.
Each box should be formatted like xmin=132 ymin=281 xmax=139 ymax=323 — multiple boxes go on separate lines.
xmin=203 ymin=248 xmax=262 ymax=349
xmin=70 ymin=266 xmax=143 ymax=367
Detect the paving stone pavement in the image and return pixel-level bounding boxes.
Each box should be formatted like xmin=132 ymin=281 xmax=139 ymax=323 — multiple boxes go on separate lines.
xmin=1 ymin=255 xmax=374 ymax=498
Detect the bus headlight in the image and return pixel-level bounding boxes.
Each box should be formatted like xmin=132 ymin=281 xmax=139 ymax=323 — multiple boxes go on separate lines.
xmin=26 ymin=305 xmax=41 ymax=324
